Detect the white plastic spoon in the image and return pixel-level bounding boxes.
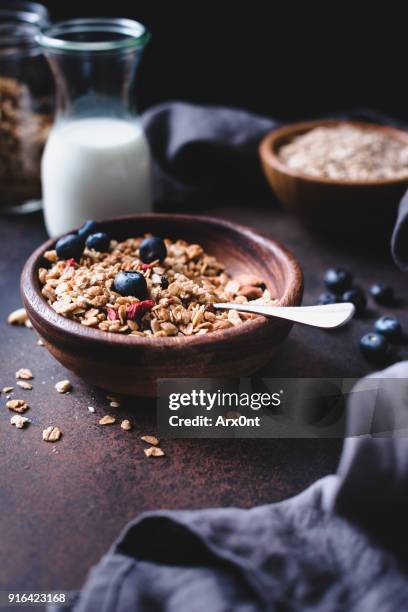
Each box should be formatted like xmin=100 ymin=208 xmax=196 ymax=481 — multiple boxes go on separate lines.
xmin=213 ymin=302 xmax=355 ymax=329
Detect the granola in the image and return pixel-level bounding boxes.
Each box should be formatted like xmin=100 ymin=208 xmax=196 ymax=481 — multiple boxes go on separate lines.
xmin=42 ymin=425 xmax=61 ymax=442
xmin=39 ymin=236 xmax=276 ymax=337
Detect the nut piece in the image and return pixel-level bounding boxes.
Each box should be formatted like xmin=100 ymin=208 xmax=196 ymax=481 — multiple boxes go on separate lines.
xmin=7 ymin=308 xmax=28 ymax=326
xmin=16 ymin=381 xmax=33 ymax=390
xmin=121 ymin=419 xmax=132 ymax=431
xmin=144 ymin=446 xmax=165 ymax=457
xmin=10 ymin=415 xmax=30 ymax=429
xmin=141 ymin=435 xmax=160 ymax=446
xmin=99 ymin=415 xmax=116 ymax=425
xmin=55 ymin=380 xmax=72 ymax=394
xmin=15 ymin=368 xmax=33 ymax=380
xmin=6 ymin=399 xmax=29 ymax=413
xmin=42 ymin=425 xmax=61 ymax=442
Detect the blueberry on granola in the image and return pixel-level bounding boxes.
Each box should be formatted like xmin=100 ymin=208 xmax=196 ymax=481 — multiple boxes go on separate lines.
xmin=324 ymin=268 xmax=352 ymax=293
xmin=78 ymin=219 xmax=100 ymax=240
xmin=55 ymin=234 xmax=84 ymax=262
xmin=139 ymin=237 xmax=167 ymax=263
xmin=114 ymin=271 xmax=147 ymax=299
xmin=85 ymin=232 xmax=110 ymax=252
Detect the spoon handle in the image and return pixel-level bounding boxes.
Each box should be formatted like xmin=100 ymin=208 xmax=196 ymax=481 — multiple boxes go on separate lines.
xmin=213 ymin=302 xmax=355 ymax=329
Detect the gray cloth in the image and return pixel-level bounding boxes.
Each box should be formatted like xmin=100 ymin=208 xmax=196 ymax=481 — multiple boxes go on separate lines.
xmin=55 ymin=363 xmax=408 ymax=612
xmin=141 ymin=101 xmax=278 ymax=203
xmin=392 ymin=189 xmax=408 ymax=271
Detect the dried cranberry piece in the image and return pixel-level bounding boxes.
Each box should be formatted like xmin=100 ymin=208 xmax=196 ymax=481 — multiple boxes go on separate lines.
xmin=141 ymin=263 xmax=151 ymax=271
xmin=107 ymin=308 xmax=118 ymax=321
xmin=126 ymin=299 xmax=155 ymax=321
xmin=64 ymin=258 xmax=77 ymax=269
xmin=204 ymin=303 xmax=216 ymax=313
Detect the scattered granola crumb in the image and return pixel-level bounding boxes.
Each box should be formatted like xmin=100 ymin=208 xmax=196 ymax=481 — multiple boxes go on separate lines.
xmin=99 ymin=415 xmax=116 ymax=425
xmin=2 ymin=386 xmax=13 ymax=393
xmin=88 ymin=406 xmax=95 ymax=413
xmin=37 ymin=338 xmax=44 ymax=346
xmin=141 ymin=435 xmax=160 ymax=446
xmin=6 ymin=399 xmax=29 ymax=413
xmin=121 ymin=419 xmax=132 ymax=431
xmin=16 ymin=381 xmax=33 ymax=390
xmin=144 ymin=446 xmax=165 ymax=457
xmin=10 ymin=414 xmax=30 ymax=428
xmin=24 ymin=319 xmax=33 ymax=329
xmin=109 ymin=401 xmax=120 ymax=408
xmin=7 ymin=307 xmax=28 ymax=325
xmin=15 ymin=368 xmax=33 ymax=380
xmin=55 ymin=379 xmax=72 ymax=394
xmin=42 ymin=425 xmax=61 ymax=442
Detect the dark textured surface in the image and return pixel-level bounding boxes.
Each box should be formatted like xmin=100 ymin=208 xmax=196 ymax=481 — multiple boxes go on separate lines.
xmin=1 ymin=205 xmax=407 ymax=592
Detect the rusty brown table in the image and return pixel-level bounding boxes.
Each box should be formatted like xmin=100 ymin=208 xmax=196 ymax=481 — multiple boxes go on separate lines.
xmin=1 ymin=204 xmax=407 ymax=592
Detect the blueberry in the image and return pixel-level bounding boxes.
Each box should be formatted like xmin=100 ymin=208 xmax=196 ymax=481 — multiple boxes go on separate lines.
xmin=139 ymin=237 xmax=167 ymax=263
xmin=342 ymin=287 xmax=366 ymax=316
xmin=370 ymin=282 xmax=394 ymax=305
xmin=55 ymin=234 xmax=84 ymax=262
xmin=360 ymin=332 xmax=389 ymax=361
xmin=85 ymin=232 xmax=110 ymax=252
xmin=317 ymin=291 xmax=338 ymax=305
xmin=324 ymin=268 xmax=352 ymax=293
xmin=78 ymin=219 xmax=100 ymax=240
xmin=374 ymin=316 xmax=402 ymax=342
xmin=160 ymin=275 xmax=169 ymax=289
xmin=113 ymin=271 xmax=147 ymax=298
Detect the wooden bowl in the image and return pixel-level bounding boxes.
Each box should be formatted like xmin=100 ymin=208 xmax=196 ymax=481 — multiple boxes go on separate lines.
xmin=21 ymin=214 xmax=303 ymax=397
xmin=259 ymin=120 xmax=408 ymax=239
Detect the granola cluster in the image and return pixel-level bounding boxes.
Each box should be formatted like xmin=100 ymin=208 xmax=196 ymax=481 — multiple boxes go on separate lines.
xmin=39 ymin=236 xmax=275 ymax=337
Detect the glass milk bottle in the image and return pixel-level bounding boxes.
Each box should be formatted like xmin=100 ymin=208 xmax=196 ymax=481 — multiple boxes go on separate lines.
xmin=37 ymin=18 xmax=152 ymax=236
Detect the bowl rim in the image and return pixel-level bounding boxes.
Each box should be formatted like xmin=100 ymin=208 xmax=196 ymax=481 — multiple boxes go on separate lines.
xmin=21 ymin=213 xmax=304 ymax=349
xmin=259 ymin=119 xmax=408 ymax=187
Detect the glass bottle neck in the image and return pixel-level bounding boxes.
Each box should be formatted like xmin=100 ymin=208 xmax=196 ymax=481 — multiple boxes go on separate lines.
xmin=45 ymin=48 xmax=142 ymax=121
xmin=37 ymin=18 xmax=149 ymax=122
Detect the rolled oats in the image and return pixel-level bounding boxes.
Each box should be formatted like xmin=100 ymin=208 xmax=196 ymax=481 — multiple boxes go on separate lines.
xmin=42 ymin=425 xmax=61 ymax=442
xmin=121 ymin=419 xmax=132 ymax=431
xmin=16 ymin=381 xmax=33 ymax=390
xmin=15 ymin=368 xmax=33 ymax=380
xmin=99 ymin=415 xmax=116 ymax=425
xmin=39 ymin=236 xmax=277 ymax=337
xmin=10 ymin=415 xmax=30 ymax=428
xmin=141 ymin=435 xmax=160 ymax=446
xmin=6 ymin=399 xmax=28 ymax=413
xmin=2 ymin=386 xmax=13 ymax=393
xmin=144 ymin=446 xmax=165 ymax=457
xmin=7 ymin=307 xmax=28 ymax=325
xmin=55 ymin=380 xmax=72 ymax=394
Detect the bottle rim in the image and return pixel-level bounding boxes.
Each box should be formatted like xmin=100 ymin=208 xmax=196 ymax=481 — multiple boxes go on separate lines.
xmin=0 ymin=1 xmax=49 ymax=26
xmin=36 ymin=17 xmax=151 ymax=53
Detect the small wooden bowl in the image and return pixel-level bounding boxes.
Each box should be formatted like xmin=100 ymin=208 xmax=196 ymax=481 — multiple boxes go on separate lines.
xmin=259 ymin=120 xmax=408 ymax=238
xmin=21 ymin=214 xmax=303 ymax=397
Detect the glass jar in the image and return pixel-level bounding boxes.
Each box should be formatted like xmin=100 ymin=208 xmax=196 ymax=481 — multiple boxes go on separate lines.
xmin=0 ymin=1 xmax=53 ymax=214
xmin=37 ymin=18 xmax=152 ymax=237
